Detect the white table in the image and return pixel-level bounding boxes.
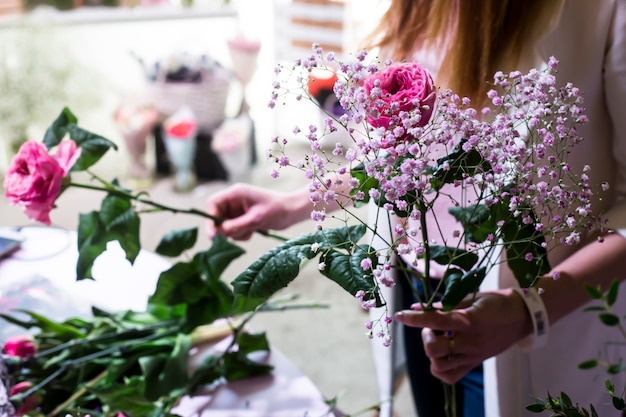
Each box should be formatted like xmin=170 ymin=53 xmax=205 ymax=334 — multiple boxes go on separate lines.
xmin=0 ymin=225 xmax=337 ymax=417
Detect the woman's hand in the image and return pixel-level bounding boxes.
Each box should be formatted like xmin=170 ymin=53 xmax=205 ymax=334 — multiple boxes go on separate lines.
xmin=394 ymin=289 xmax=533 ymax=385
xmin=205 ymin=183 xmax=311 ymax=240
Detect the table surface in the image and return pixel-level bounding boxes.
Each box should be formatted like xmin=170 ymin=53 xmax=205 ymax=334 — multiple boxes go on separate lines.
xmin=0 ymin=225 xmax=337 ymax=417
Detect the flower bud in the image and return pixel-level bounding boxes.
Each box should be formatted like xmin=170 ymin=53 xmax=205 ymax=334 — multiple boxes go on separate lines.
xmin=10 ymin=381 xmax=42 ymax=416
xmin=3 ymin=335 xmax=37 ymax=358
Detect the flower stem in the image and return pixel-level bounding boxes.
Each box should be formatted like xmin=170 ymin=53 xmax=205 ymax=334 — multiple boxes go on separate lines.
xmin=35 ymin=320 xmax=178 ymax=359
xmin=69 ymin=182 xmax=222 ymax=224
xmin=444 ymin=382 xmax=458 ymax=417
xmin=13 ymin=327 xmax=180 ymax=403
xmin=68 ymin=181 xmax=289 ymax=241
xmin=48 ymin=370 xmax=108 ymax=417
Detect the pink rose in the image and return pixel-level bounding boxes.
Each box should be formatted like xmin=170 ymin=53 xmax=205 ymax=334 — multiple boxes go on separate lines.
xmin=3 ymin=140 xmax=81 ymax=225
xmin=364 ymin=62 xmax=436 ymax=141
xmin=3 ymin=335 xmax=37 ymax=358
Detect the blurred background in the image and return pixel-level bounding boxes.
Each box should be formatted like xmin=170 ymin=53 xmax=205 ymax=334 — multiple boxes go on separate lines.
xmin=0 ymin=1 xmax=417 ymax=415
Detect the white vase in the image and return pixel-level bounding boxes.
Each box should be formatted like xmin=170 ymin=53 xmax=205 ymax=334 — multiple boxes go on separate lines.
xmin=163 ymin=132 xmax=197 ymax=192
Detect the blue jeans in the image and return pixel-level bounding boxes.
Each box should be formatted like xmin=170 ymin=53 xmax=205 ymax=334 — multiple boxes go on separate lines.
xmin=398 ymin=269 xmax=485 ymax=417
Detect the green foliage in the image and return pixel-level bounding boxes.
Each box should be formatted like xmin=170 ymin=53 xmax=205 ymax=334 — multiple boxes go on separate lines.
xmin=155 ymin=228 xmax=199 ymax=257
xmin=44 ymin=107 xmax=118 ymax=172
xmin=2 ymin=232 xmax=270 ymax=416
xmin=231 ymin=224 xmax=380 ymax=313
xmin=429 ymin=143 xmax=492 ymax=191
xmin=526 ymin=392 xmax=599 ymax=417
xmin=440 ymin=267 xmax=486 ymax=310
xmin=3 ymin=108 xmax=394 ymax=416
xmin=539 ymin=279 xmax=626 ymax=416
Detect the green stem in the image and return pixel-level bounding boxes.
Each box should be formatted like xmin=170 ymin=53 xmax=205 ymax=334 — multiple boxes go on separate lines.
xmin=13 ymin=327 xmax=180 ymax=403
xmin=444 ymin=382 xmax=457 ymax=417
xmin=69 ymin=181 xmax=289 ymax=241
xmin=35 ymin=320 xmax=178 ymax=359
xmin=48 ymin=370 xmax=108 ymax=417
xmin=417 ymin=195 xmax=434 ymax=306
xmin=70 ymin=182 xmax=221 ymax=223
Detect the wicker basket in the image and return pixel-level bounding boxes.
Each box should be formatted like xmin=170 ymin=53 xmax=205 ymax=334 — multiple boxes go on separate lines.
xmin=150 ymin=65 xmax=232 ymax=133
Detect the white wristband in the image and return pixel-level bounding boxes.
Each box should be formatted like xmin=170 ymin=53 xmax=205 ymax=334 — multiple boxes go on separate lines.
xmin=512 ymin=287 xmax=549 ymax=351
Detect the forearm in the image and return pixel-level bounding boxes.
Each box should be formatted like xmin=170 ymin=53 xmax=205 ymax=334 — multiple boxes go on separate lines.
xmin=537 ymin=232 xmax=626 ymax=325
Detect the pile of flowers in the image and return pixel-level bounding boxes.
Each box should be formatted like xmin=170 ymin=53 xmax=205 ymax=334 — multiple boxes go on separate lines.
xmin=0 ymin=109 xmax=325 ymax=416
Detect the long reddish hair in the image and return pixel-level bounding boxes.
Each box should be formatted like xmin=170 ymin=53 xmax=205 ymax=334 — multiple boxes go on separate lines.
xmin=365 ymin=0 xmax=561 ymax=104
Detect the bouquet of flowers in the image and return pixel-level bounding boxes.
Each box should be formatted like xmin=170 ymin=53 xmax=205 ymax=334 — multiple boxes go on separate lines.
xmin=261 ymin=45 xmax=608 ymax=415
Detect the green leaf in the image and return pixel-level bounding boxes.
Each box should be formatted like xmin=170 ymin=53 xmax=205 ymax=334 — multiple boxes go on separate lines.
xmin=76 ymin=211 xmax=107 ymax=279
xmin=149 ymin=236 xmax=243 ymax=327
xmin=149 ymin=262 xmax=206 ymax=306
xmin=584 ymin=284 xmax=604 ymax=299
xmin=440 ymin=267 xmax=486 ymax=310
xmin=525 ymin=402 xmax=547 ymax=413
xmin=237 ymin=331 xmax=270 ymax=355
xmin=142 ymin=334 xmax=191 ymax=401
xmin=42 ymin=107 xmax=77 ymax=149
xmin=607 ymin=361 xmax=626 ymax=375
xmin=231 ymin=225 xmax=367 ymax=313
xmin=100 ymin=194 xmax=141 ymax=264
xmin=612 ymin=395 xmax=626 ymax=410
xmin=155 ymin=228 xmax=198 ymax=257
xmin=599 ymin=313 xmax=620 ymax=326
xmin=499 ymin=201 xmax=551 ymax=288
xmin=75 ymin=194 xmax=142 ymax=278
xmin=430 ymin=145 xmax=491 ymax=191
xmin=183 ymin=283 xmax=235 ymax=330
xmin=188 ymin=354 xmax=224 ymax=393
xmin=232 ymin=239 xmax=317 ymax=312
xmin=560 ymin=392 xmax=573 ymax=408
xmin=582 ymin=306 xmax=606 ymax=312
xmin=194 ymin=234 xmax=246 ymax=281
xmin=0 ymin=309 xmax=85 ymax=338
xmin=319 ymin=245 xmax=379 ymax=304
xmin=223 ymin=351 xmax=273 ymax=382
xmin=66 ymin=124 xmax=118 ymax=171
xmin=89 ymin=377 xmax=166 ymax=417
xmin=606 ymin=279 xmax=620 ymax=306
xmin=350 ymin=161 xmax=380 ymax=207
xmin=578 ymin=359 xmax=599 ymax=369
xmin=429 ymin=245 xmax=479 ymax=271
xmin=319 ymin=224 xmax=367 ymax=248
xmin=448 ymin=204 xmax=497 ymax=243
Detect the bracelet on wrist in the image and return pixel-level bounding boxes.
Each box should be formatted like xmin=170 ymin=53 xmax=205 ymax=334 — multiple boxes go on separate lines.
xmin=512 ymin=286 xmax=549 ymax=351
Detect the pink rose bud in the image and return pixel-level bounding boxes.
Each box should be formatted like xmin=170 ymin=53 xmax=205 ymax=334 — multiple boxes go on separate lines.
xmin=3 ymin=335 xmax=38 ymax=358
xmin=10 ymin=381 xmax=42 ymax=416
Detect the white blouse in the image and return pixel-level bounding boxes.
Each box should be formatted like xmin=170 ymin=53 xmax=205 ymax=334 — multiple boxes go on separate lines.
xmin=486 ymin=1 xmax=626 ymax=416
